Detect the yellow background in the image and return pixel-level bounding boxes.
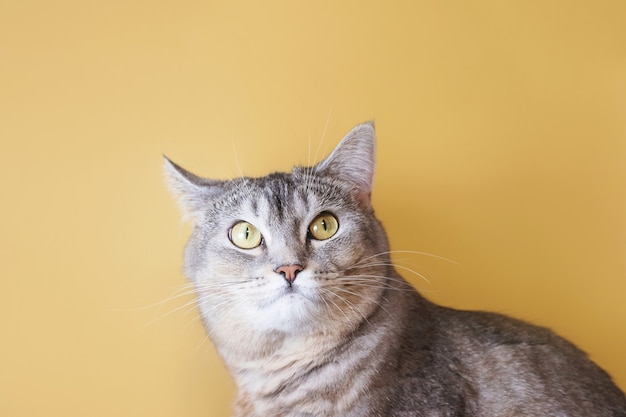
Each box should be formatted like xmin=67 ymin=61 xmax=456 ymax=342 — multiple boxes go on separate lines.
xmin=1 ymin=1 xmax=625 ymax=415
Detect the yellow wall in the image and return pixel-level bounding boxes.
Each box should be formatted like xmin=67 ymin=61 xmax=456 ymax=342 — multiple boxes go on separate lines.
xmin=1 ymin=1 xmax=624 ymax=415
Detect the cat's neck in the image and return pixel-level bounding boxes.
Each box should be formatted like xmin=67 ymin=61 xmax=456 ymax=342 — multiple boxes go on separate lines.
xmin=220 ymin=318 xmax=363 ymax=382
xmin=227 ymin=275 xmax=429 ymax=416
xmin=226 ymin=273 xmax=421 ymax=396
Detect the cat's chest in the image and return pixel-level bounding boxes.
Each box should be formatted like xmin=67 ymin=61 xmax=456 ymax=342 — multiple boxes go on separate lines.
xmin=234 ymin=347 xmax=355 ymax=397
xmin=232 ymin=333 xmax=387 ymax=417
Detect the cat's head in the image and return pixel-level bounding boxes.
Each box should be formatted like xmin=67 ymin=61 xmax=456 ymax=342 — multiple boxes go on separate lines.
xmin=165 ymin=123 xmax=392 ymax=342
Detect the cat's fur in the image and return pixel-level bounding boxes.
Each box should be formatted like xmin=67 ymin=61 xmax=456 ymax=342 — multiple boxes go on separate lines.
xmin=165 ymin=122 xmax=626 ymax=417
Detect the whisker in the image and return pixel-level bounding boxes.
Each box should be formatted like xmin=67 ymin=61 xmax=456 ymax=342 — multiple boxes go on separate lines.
xmin=140 ymin=296 xmax=201 ymax=329
xmin=230 ymin=140 xmax=255 ymax=197
xmin=328 ymin=277 xmax=415 ymax=293
xmin=117 ymin=284 xmax=198 ymax=313
xmin=320 ymin=286 xmax=369 ymax=325
xmin=347 ymin=262 xmax=432 ymax=285
xmin=353 ymin=250 xmax=458 ymax=267
xmin=136 ymin=277 xmax=257 ymax=329
xmin=312 ymin=106 xmax=333 ymax=171
xmin=335 ymin=269 xmax=414 ymax=286
xmin=305 ymin=129 xmax=314 ymax=195
xmin=315 ymin=290 xmax=339 ymax=321
xmin=329 ymin=286 xmax=396 ymax=326
xmin=195 ymin=332 xmax=214 ymax=354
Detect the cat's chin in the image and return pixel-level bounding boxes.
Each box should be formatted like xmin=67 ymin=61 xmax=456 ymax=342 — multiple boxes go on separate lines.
xmin=249 ymin=290 xmax=325 ymax=334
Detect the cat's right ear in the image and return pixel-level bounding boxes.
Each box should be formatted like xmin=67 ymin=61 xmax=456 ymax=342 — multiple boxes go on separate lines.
xmin=314 ymin=122 xmax=376 ymax=207
xmin=163 ymin=156 xmax=220 ymax=222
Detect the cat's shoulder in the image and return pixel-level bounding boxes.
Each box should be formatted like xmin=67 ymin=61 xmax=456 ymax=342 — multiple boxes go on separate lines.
xmin=436 ymin=306 xmax=559 ymax=347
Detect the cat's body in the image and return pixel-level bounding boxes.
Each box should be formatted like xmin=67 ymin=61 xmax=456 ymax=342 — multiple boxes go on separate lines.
xmin=166 ymin=122 xmax=626 ymax=417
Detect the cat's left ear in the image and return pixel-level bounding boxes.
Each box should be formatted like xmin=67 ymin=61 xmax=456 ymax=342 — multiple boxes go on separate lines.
xmin=163 ymin=156 xmax=222 ymax=222
xmin=315 ymin=122 xmax=376 ymax=207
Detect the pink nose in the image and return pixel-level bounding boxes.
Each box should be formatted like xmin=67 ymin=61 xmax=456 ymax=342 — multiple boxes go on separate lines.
xmin=275 ymin=264 xmax=304 ymax=284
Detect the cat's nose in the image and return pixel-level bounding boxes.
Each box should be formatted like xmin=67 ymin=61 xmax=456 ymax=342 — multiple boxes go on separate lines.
xmin=274 ymin=264 xmax=304 ymax=285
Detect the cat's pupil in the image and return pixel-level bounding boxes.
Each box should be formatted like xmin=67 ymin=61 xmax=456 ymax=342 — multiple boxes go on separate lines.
xmin=321 ymin=219 xmax=327 ymax=231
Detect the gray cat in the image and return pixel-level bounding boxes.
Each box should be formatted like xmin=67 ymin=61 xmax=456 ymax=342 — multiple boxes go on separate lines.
xmin=165 ymin=122 xmax=626 ymax=417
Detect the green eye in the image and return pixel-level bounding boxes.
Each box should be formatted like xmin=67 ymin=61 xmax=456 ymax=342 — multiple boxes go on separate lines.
xmin=308 ymin=212 xmax=339 ymax=241
xmin=230 ymin=221 xmax=263 ymax=249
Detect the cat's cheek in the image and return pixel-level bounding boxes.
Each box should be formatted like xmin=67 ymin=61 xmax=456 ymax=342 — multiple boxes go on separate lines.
xmin=312 ymin=236 xmax=366 ymax=270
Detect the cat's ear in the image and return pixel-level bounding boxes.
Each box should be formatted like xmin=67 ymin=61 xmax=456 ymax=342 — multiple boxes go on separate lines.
xmin=163 ymin=156 xmax=221 ymax=221
xmin=315 ymin=122 xmax=376 ymax=207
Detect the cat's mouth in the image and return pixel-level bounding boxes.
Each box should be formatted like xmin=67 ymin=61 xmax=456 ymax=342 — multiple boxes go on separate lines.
xmin=262 ymin=282 xmax=317 ymax=306
xmin=279 ymin=282 xmax=307 ymax=298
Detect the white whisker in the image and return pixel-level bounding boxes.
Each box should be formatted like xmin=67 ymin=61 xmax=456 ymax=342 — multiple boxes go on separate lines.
xmin=312 ymin=106 xmax=333 ymax=171
xmin=353 ymin=250 xmax=458 ymax=267
xmin=329 ymin=276 xmax=414 ymax=292
xmin=320 ymin=286 xmax=369 ymax=326
xmin=347 ymin=262 xmax=432 ymax=285
xmin=231 ymin=140 xmax=255 ymax=197
xmin=330 ymin=285 xmax=397 ymax=326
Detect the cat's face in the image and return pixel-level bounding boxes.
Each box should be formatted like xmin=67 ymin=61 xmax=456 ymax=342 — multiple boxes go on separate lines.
xmin=166 ymin=123 xmax=391 ymax=339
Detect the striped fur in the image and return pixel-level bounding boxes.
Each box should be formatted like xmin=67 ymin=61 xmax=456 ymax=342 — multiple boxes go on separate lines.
xmin=166 ymin=123 xmax=625 ymax=416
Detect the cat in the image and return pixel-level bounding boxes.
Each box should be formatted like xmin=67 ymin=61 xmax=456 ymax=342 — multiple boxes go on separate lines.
xmin=165 ymin=122 xmax=626 ymax=417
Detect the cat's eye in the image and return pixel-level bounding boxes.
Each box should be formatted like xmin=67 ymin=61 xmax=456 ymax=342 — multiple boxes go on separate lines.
xmin=230 ymin=221 xmax=263 ymax=249
xmin=308 ymin=212 xmax=339 ymax=241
